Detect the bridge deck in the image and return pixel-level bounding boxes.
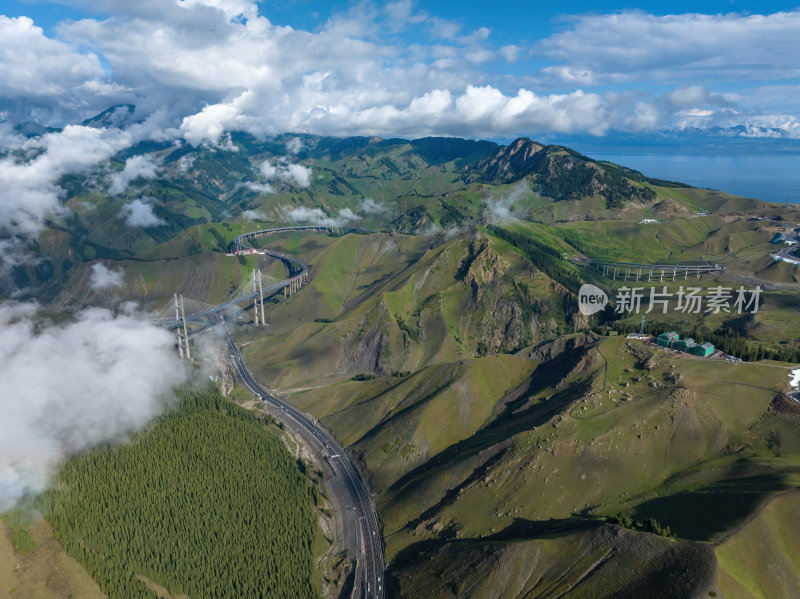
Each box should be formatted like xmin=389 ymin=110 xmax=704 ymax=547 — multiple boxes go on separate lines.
xmin=154 ymin=226 xmax=371 ymax=329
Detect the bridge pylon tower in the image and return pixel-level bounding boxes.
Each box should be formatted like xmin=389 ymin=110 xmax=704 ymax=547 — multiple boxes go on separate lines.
xmin=180 ymin=294 xmax=191 ymax=359
xmin=174 ymin=293 xmax=184 ymax=358
xmin=257 ymin=269 xmax=266 ymax=325
xmin=252 ymin=269 xmax=260 ymax=325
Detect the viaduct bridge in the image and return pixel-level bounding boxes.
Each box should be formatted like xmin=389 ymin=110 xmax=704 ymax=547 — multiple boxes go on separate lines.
xmin=152 ymin=224 xmax=384 ymax=599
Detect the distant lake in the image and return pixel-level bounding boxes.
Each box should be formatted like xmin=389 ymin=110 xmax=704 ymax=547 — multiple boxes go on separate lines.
xmin=585 ymin=151 xmax=800 ymax=205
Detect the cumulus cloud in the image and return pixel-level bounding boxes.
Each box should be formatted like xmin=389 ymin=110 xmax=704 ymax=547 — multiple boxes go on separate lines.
xmin=179 ymin=92 xmax=258 ymax=146
xmin=119 ymin=198 xmax=164 ymax=227
xmin=90 ymin=263 xmax=125 ymax=291
xmin=286 ymin=206 xmax=358 ymax=227
xmin=1 ymin=3 xmax=799 ymax=143
xmin=0 ymin=125 xmax=132 ymax=238
xmin=260 ymin=159 xmax=311 ymax=187
xmin=108 ymin=153 xmax=160 ymax=195
xmin=0 ymin=16 xmax=102 ymax=98
xmin=0 ymin=302 xmax=188 ymax=509
xmin=539 ymin=11 xmax=800 ymax=84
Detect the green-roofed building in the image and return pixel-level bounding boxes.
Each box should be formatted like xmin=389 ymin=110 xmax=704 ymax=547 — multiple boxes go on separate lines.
xmin=674 ymin=338 xmax=696 ymax=352
xmin=691 ymin=342 xmax=715 ymax=357
xmin=657 ymin=331 xmax=680 ymax=347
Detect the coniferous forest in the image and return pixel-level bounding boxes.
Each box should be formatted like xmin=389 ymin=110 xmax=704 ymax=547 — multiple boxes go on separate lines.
xmin=40 ymin=388 xmax=321 ymax=599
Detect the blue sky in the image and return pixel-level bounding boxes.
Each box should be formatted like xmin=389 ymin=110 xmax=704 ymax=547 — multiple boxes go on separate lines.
xmin=1 ymin=1 xmax=800 ymax=142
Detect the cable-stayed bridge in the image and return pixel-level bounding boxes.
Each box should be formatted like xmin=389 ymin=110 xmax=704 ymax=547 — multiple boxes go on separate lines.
xmin=150 ymin=223 xmax=386 ymax=598
xmin=151 ymin=225 xmax=370 ymax=330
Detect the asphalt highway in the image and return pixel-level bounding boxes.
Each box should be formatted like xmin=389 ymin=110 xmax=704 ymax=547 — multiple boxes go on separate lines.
xmin=226 ymin=331 xmax=385 ymax=599
xmin=164 ymin=225 xmax=385 ymax=596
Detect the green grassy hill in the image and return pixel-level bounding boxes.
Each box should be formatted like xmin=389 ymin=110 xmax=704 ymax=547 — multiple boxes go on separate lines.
xmin=8 ymin=127 xmax=800 ymax=597
xmin=13 ymin=131 xmax=798 ymax=306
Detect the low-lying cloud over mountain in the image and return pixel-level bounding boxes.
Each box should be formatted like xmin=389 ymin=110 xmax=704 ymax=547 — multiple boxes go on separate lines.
xmin=109 ymin=154 xmax=160 ymax=195
xmin=119 ymin=198 xmax=164 ymax=227
xmin=0 ymin=303 xmax=188 ymax=509
xmin=0 ymin=125 xmax=133 ymax=238
xmin=90 ymin=263 xmax=125 ymax=291
xmin=286 ymin=206 xmax=358 ymax=227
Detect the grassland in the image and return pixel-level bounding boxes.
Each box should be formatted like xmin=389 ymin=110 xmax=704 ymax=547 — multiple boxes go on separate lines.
xmin=13 ymin=133 xmax=800 ymax=597
xmin=1 ymin=515 xmax=106 ymax=599
xmin=715 ymin=491 xmax=800 ymax=599
xmin=230 ymin=227 xmax=799 ymax=596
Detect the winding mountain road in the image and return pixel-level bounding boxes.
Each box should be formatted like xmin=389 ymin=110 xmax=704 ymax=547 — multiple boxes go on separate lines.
xmin=226 ymin=334 xmax=385 ymax=599
xmin=208 ymin=226 xmax=385 ymax=599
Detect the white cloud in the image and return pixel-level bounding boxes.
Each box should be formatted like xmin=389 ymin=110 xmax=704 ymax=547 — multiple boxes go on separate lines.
xmin=483 ymin=181 xmax=532 ymax=224
xmin=242 ymin=181 xmax=274 ymax=193
xmin=0 ymin=16 xmax=103 ymax=99
xmin=119 ymin=198 xmax=164 ymax=227
xmin=286 ymin=136 xmax=304 ymax=154
xmin=90 ymin=262 xmax=124 ymax=291
xmin=498 ymin=44 xmax=521 ymax=63
xmin=359 ymin=197 xmax=389 ymax=215
xmin=430 ymin=16 xmax=462 ymax=40
xmin=109 ymin=153 xmax=160 ymax=195
xmin=286 ymin=206 xmax=358 ymax=227
xmin=385 ymin=0 xmax=428 ymax=26
xmin=1 ymin=4 xmax=799 ymax=144
xmin=0 ymin=302 xmax=188 ymax=509
xmin=539 ymin=11 xmax=800 ymax=83
xmin=0 ymin=125 xmax=132 ymax=238
xmin=175 ymin=153 xmax=196 ymax=174
xmin=625 ymin=101 xmax=662 ymax=131
xmin=242 ymin=209 xmax=266 ymax=220
xmin=179 ymin=92 xmax=258 ymax=146
xmin=539 ymin=66 xmax=598 ymax=86
xmin=284 ymin=163 xmax=311 ymax=187
xmin=260 ymin=159 xmax=311 ymax=187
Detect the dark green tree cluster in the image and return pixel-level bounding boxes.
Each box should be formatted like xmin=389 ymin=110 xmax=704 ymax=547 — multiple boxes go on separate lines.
xmin=601 ymin=320 xmax=800 ymax=363
xmin=608 ymin=513 xmax=674 ymax=538
xmin=537 ymin=157 xmax=596 ymax=202
xmin=488 ymin=225 xmax=582 ymax=294
xmin=597 ymin=168 xmax=656 ymax=208
xmin=41 ymin=388 xmax=321 ymax=599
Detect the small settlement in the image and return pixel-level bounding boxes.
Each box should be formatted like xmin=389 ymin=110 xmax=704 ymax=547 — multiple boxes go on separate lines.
xmin=656 ymin=331 xmax=715 ymax=357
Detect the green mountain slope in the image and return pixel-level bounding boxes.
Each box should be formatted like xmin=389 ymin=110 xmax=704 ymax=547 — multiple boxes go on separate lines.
xmin=7 ymin=122 xmax=800 ymax=597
